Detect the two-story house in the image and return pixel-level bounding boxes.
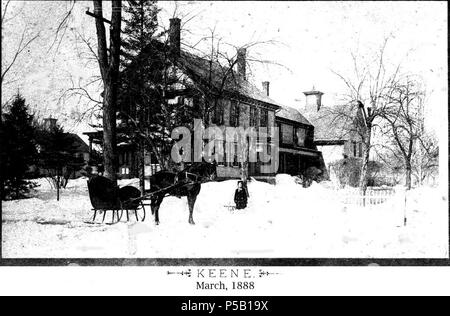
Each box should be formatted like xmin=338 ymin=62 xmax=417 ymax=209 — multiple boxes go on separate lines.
xmin=85 ymin=18 xmax=326 ymax=182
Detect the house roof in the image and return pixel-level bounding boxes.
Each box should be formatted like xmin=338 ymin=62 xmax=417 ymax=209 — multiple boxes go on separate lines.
xmin=130 ymin=41 xmax=312 ymax=126
xmin=303 ymin=104 xmax=366 ymax=141
xmin=303 ymin=90 xmax=324 ymax=96
xmin=177 ymin=50 xmax=313 ymax=126
xmin=178 ymin=50 xmax=285 ymax=108
xmin=66 ymin=133 xmax=90 ymax=153
xmin=276 ymin=106 xmax=312 ymax=126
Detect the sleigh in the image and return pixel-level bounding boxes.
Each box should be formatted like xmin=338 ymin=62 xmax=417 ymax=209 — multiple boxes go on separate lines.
xmin=87 ymin=176 xmax=146 ymax=224
xmin=87 ymin=163 xmax=217 ymax=226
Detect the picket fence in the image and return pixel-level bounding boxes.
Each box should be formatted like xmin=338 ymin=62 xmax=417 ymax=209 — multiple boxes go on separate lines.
xmin=339 ymin=187 xmax=405 ymax=208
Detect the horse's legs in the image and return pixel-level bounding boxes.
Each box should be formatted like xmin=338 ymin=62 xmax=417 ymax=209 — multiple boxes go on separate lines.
xmin=187 ymin=193 xmax=198 ymax=225
xmin=140 ymin=202 xmax=146 ymax=222
xmin=151 ymin=195 xmax=163 ymax=225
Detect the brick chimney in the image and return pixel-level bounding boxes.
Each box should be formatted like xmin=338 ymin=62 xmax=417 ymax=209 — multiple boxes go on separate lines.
xmin=237 ymin=48 xmax=247 ymax=80
xmin=169 ymin=18 xmax=181 ymax=57
xmin=262 ymin=81 xmax=270 ymax=96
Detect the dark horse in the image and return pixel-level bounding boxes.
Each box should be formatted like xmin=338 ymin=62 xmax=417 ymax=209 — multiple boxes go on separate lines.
xmin=147 ymin=162 xmax=217 ymax=225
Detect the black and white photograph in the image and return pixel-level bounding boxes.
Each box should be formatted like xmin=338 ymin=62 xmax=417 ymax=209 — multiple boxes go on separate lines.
xmin=0 ymin=0 xmax=449 ymax=295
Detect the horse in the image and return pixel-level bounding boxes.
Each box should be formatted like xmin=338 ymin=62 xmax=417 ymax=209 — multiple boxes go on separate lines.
xmin=148 ymin=162 xmax=217 ymax=225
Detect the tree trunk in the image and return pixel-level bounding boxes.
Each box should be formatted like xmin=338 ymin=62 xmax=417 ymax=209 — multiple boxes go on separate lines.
xmin=93 ymin=0 xmax=121 ymax=184
xmin=359 ymin=128 xmax=372 ymax=195
xmin=138 ymin=141 xmax=145 ymax=195
xmin=405 ymin=162 xmax=412 ymax=190
xmin=102 ymin=84 xmax=118 ymax=183
xmin=0 ymin=113 xmax=3 ymax=201
xmin=240 ymin=141 xmax=249 ymax=183
xmin=239 ymin=133 xmax=250 ymax=197
xmin=56 ymin=178 xmax=60 ymax=201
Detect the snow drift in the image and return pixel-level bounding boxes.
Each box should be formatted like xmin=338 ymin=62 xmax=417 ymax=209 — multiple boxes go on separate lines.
xmin=1 ymin=175 xmax=448 ymax=258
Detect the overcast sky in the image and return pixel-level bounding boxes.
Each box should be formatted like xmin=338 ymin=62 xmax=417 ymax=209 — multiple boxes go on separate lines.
xmin=2 ymin=1 xmax=447 ymax=137
xmin=157 ymin=1 xmax=447 ymax=134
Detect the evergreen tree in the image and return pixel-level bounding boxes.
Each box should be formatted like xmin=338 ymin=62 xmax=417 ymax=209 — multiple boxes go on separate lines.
xmin=119 ymin=1 xmax=197 ymax=183
xmin=119 ymin=0 xmax=160 ymax=194
xmin=36 ymin=124 xmax=84 ymax=201
xmin=0 ymin=93 xmax=37 ymax=200
xmin=121 ymin=0 xmax=160 ymax=68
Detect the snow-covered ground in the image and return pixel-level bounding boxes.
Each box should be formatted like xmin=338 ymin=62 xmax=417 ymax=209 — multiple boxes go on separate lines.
xmin=1 ymin=175 xmax=448 ymax=258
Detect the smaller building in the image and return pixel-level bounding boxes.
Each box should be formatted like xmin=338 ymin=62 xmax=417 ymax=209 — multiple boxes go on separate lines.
xmin=301 ymin=89 xmax=367 ymax=175
xmin=275 ymin=103 xmax=325 ymax=177
xmin=33 ymin=118 xmax=91 ymax=179
xmin=43 ymin=118 xmax=90 ymax=164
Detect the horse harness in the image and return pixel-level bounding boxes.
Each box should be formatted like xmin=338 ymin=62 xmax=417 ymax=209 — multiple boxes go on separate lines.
xmin=132 ymin=171 xmax=200 ymax=202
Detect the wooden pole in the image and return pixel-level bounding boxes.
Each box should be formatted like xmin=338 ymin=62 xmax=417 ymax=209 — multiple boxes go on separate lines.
xmin=85 ymin=10 xmax=111 ymax=24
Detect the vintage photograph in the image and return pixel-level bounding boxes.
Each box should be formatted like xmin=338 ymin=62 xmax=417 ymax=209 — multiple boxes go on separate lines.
xmin=0 ymin=1 xmax=448 ymax=261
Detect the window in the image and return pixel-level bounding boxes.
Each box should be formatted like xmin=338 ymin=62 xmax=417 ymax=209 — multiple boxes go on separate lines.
xmin=359 ymin=143 xmax=363 ymax=158
xmin=212 ymin=102 xmax=224 ymax=125
xmin=266 ymin=137 xmax=272 ymax=156
xmin=250 ymin=106 xmax=258 ymax=126
xmin=214 ymin=139 xmax=224 ymax=165
xmin=233 ymin=143 xmax=239 ymax=167
xmin=353 ymin=142 xmax=358 ymax=158
xmin=260 ymin=109 xmax=268 ymax=127
xmin=295 ymin=128 xmax=307 ymax=147
xmin=281 ymin=124 xmax=294 ymax=145
xmin=220 ymin=140 xmax=227 ymax=166
xmin=230 ymin=100 xmax=240 ymax=127
xmin=119 ymin=152 xmax=129 ymax=165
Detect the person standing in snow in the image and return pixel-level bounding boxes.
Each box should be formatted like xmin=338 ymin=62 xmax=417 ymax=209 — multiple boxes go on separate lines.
xmin=234 ymin=181 xmax=248 ymax=210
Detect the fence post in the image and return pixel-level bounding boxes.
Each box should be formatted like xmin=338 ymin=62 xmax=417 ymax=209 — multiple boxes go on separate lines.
xmin=403 ymin=188 xmax=408 ymax=226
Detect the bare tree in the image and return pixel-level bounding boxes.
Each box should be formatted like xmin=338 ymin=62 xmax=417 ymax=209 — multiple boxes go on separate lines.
xmin=90 ymin=0 xmax=122 ymax=183
xmin=413 ymin=131 xmax=439 ymax=186
xmin=56 ymin=24 xmax=105 ymax=126
xmin=1 ymin=1 xmax=40 ymax=86
xmin=332 ymin=39 xmax=401 ymax=193
xmin=1 ymin=0 xmax=40 ymax=123
xmin=380 ymin=77 xmax=426 ymax=190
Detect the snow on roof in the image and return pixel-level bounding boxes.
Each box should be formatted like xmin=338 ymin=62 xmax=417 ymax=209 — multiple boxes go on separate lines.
xmin=66 ymin=133 xmax=90 ymax=153
xmin=276 ymin=106 xmax=312 ymax=126
xmin=178 ymin=50 xmax=314 ymax=126
xmin=178 ymin=50 xmax=284 ymax=107
xmin=303 ymin=105 xmax=364 ymax=141
xmin=128 ymin=40 xmax=313 ymax=127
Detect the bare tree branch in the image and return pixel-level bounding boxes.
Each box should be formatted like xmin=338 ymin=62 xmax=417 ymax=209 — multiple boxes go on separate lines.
xmin=1 ymin=35 xmax=40 ymax=85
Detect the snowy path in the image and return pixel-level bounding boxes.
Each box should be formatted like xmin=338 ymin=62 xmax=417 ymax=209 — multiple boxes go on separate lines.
xmin=2 ymin=176 xmax=448 ymax=258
